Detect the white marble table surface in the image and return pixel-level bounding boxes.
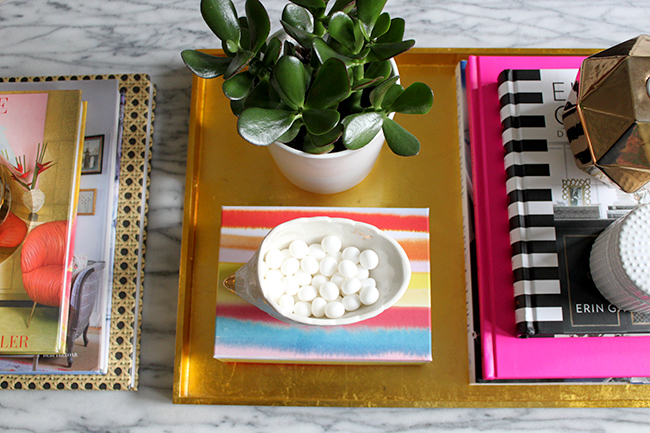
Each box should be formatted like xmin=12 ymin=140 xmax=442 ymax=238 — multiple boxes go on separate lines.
xmin=2 ymin=0 xmax=650 ymax=431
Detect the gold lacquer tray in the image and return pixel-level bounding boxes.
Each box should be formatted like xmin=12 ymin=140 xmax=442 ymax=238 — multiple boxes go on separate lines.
xmin=174 ymin=48 xmax=650 ymax=407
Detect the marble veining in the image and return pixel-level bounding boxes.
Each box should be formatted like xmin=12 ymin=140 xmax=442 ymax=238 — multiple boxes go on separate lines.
xmin=2 ymin=0 xmax=650 ymax=431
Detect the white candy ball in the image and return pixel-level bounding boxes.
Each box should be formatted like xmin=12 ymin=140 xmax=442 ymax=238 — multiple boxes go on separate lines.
xmin=283 ymin=276 xmax=300 ymax=295
xmin=298 ymin=285 xmax=318 ymax=302
xmin=327 ymin=250 xmax=342 ymax=262
xmin=281 ymin=248 xmax=291 ymax=259
xmin=361 ymin=277 xmax=377 ymax=289
xmin=307 ymin=243 xmax=327 ymax=260
xmin=341 ymin=277 xmax=361 ymax=295
xmin=265 ymin=249 xmax=284 ymax=269
xmin=265 ymin=269 xmax=284 ymax=281
xmin=289 ymin=240 xmax=309 ymax=259
xmin=321 ymin=235 xmax=342 ymax=254
xmin=311 ymin=297 xmax=327 ymax=318
xmin=355 ymin=266 xmax=370 ymax=280
xmin=300 ymin=256 xmax=320 ymax=275
xmin=265 ymin=279 xmax=285 ymax=300
xmin=311 ymin=274 xmax=328 ymax=289
xmin=319 ymin=256 xmax=339 ymax=277
xmin=338 ymin=259 xmax=358 ymax=278
xmin=330 ymin=272 xmax=345 ymax=287
xmin=293 ymin=301 xmax=312 ymax=317
xmin=324 ymin=301 xmax=345 ymax=319
xmin=342 ymin=294 xmax=362 ymax=311
xmin=280 ymin=257 xmax=300 ymax=276
xmin=294 ymin=269 xmax=312 ymax=286
xmin=279 ymin=293 xmax=295 ymax=311
xmin=342 ymin=246 xmax=361 ymax=263
xmin=359 ymin=249 xmax=379 ymax=270
xmin=359 ymin=286 xmax=380 ymax=305
xmin=319 ymin=281 xmax=340 ymax=301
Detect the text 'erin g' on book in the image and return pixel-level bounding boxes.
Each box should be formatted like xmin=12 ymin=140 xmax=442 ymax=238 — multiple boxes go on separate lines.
xmin=464 ymin=55 xmax=650 ymax=381
xmin=0 ymin=90 xmax=86 ymax=355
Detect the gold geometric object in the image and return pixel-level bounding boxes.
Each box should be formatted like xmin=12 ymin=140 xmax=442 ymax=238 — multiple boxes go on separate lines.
xmin=563 ymin=35 xmax=650 ymax=193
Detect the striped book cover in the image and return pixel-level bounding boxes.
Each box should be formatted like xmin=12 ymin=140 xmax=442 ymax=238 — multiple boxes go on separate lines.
xmin=214 ymin=206 xmax=432 ymax=364
xmin=496 ymin=68 xmax=645 ymax=337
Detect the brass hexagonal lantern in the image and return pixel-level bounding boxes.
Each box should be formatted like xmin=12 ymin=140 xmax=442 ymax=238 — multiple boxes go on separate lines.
xmin=563 ymin=35 xmax=650 ymax=193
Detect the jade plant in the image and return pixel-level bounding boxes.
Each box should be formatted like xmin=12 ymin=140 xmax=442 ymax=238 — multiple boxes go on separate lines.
xmin=182 ymin=0 xmax=433 ymax=155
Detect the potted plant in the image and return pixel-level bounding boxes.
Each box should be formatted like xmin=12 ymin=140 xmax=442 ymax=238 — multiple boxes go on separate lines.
xmin=182 ymin=0 xmax=434 ymax=193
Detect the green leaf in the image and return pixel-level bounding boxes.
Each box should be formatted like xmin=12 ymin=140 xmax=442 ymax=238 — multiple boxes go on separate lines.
xmin=365 ymin=60 xmax=391 ymax=80
xmin=246 ymin=0 xmax=270 ymax=52
xmin=356 ymin=0 xmax=387 ymax=28
xmin=386 ymin=82 xmax=434 ymax=114
xmin=369 ymin=75 xmax=399 ymax=108
xmin=238 ymin=108 xmax=299 ymax=146
xmin=277 ymin=121 xmax=303 ymax=143
xmin=238 ymin=17 xmax=251 ymax=51
xmin=370 ymin=40 xmax=415 ymax=61
xmin=245 ymin=77 xmax=281 ymax=109
xmin=201 ymin=0 xmax=241 ymax=46
xmin=303 ymin=139 xmax=335 ymax=154
xmin=381 ymin=83 xmax=403 ymax=109
xmin=309 ymin=124 xmax=343 ymax=147
xmin=353 ymin=19 xmax=366 ymax=52
xmin=303 ymin=108 xmax=340 ymax=135
xmin=342 ymin=112 xmax=383 ymax=150
xmin=273 ymin=55 xmax=307 ymax=109
xmin=328 ymin=12 xmax=356 ymax=52
xmin=351 ymin=76 xmax=383 ymax=91
xmin=262 ymin=37 xmax=281 ymax=68
xmin=281 ymin=20 xmax=316 ymax=49
xmin=224 ymin=39 xmax=239 ymax=53
xmin=230 ymin=98 xmax=246 ymax=116
xmin=290 ymin=0 xmax=326 ymax=9
xmin=312 ymin=38 xmax=354 ymax=66
xmin=382 ymin=117 xmax=420 ymax=156
xmin=371 ymin=13 xmax=391 ymax=39
xmin=222 ymin=72 xmax=254 ymax=100
xmin=181 ymin=50 xmax=231 ymax=79
xmin=328 ymin=0 xmax=354 ymax=14
xmin=377 ymin=17 xmax=404 ymax=43
xmin=305 ymin=58 xmax=350 ymax=109
xmin=224 ymin=49 xmax=256 ymax=79
xmin=282 ymin=3 xmax=313 ymax=32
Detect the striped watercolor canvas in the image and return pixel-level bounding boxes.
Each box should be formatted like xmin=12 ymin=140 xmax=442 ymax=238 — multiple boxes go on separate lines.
xmin=215 ymin=206 xmax=432 ymax=364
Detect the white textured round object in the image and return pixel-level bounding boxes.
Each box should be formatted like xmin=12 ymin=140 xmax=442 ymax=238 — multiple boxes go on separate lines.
xmin=590 ymin=204 xmax=650 ymax=312
xmin=250 ymin=216 xmax=411 ymax=326
xmin=321 ymin=235 xmax=342 ymax=253
xmin=324 ymin=301 xmax=346 ymax=319
xmin=289 ymin=240 xmax=309 ymax=259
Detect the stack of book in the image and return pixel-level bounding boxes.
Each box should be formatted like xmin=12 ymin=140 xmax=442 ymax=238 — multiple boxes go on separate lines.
xmin=457 ymin=55 xmax=650 ymax=382
xmin=0 ymin=74 xmax=154 ymax=390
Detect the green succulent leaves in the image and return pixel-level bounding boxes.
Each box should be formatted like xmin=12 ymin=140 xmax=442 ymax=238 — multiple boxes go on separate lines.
xmin=184 ymin=0 xmax=434 ymax=156
xmin=181 ymin=50 xmax=230 ymax=79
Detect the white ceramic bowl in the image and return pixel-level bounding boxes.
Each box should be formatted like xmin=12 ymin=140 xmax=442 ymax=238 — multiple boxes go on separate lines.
xmin=225 ymin=216 xmax=411 ymax=326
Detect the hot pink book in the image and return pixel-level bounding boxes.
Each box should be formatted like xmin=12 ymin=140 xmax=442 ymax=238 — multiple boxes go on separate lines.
xmin=466 ymin=55 xmax=650 ymax=380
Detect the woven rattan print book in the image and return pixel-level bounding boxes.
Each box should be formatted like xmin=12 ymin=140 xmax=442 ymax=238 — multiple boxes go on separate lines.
xmin=0 ymin=74 xmax=155 ymax=391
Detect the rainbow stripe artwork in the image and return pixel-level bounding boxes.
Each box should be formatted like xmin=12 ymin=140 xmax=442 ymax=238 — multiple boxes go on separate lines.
xmin=215 ymin=206 xmax=432 ymax=364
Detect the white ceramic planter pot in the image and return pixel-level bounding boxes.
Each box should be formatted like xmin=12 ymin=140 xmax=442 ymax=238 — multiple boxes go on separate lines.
xmin=267 ymin=128 xmax=387 ymax=194
xmin=265 ymin=55 xmax=398 ymax=195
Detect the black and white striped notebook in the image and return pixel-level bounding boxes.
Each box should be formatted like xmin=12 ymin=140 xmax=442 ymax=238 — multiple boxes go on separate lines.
xmin=497 ymin=69 xmax=644 ymax=337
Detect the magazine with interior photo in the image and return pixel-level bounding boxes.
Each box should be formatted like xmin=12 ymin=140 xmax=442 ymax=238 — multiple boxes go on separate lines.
xmin=0 ymin=79 xmax=123 ymax=374
xmin=0 ymin=89 xmax=85 ymax=356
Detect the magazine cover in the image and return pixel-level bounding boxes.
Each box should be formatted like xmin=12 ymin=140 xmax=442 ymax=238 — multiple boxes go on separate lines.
xmin=0 ymin=90 xmax=85 ymax=355
xmin=0 ymin=79 xmax=123 ymax=373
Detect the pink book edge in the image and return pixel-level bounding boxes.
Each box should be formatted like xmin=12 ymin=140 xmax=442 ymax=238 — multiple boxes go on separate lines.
xmin=467 ymin=55 xmax=650 ymax=380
